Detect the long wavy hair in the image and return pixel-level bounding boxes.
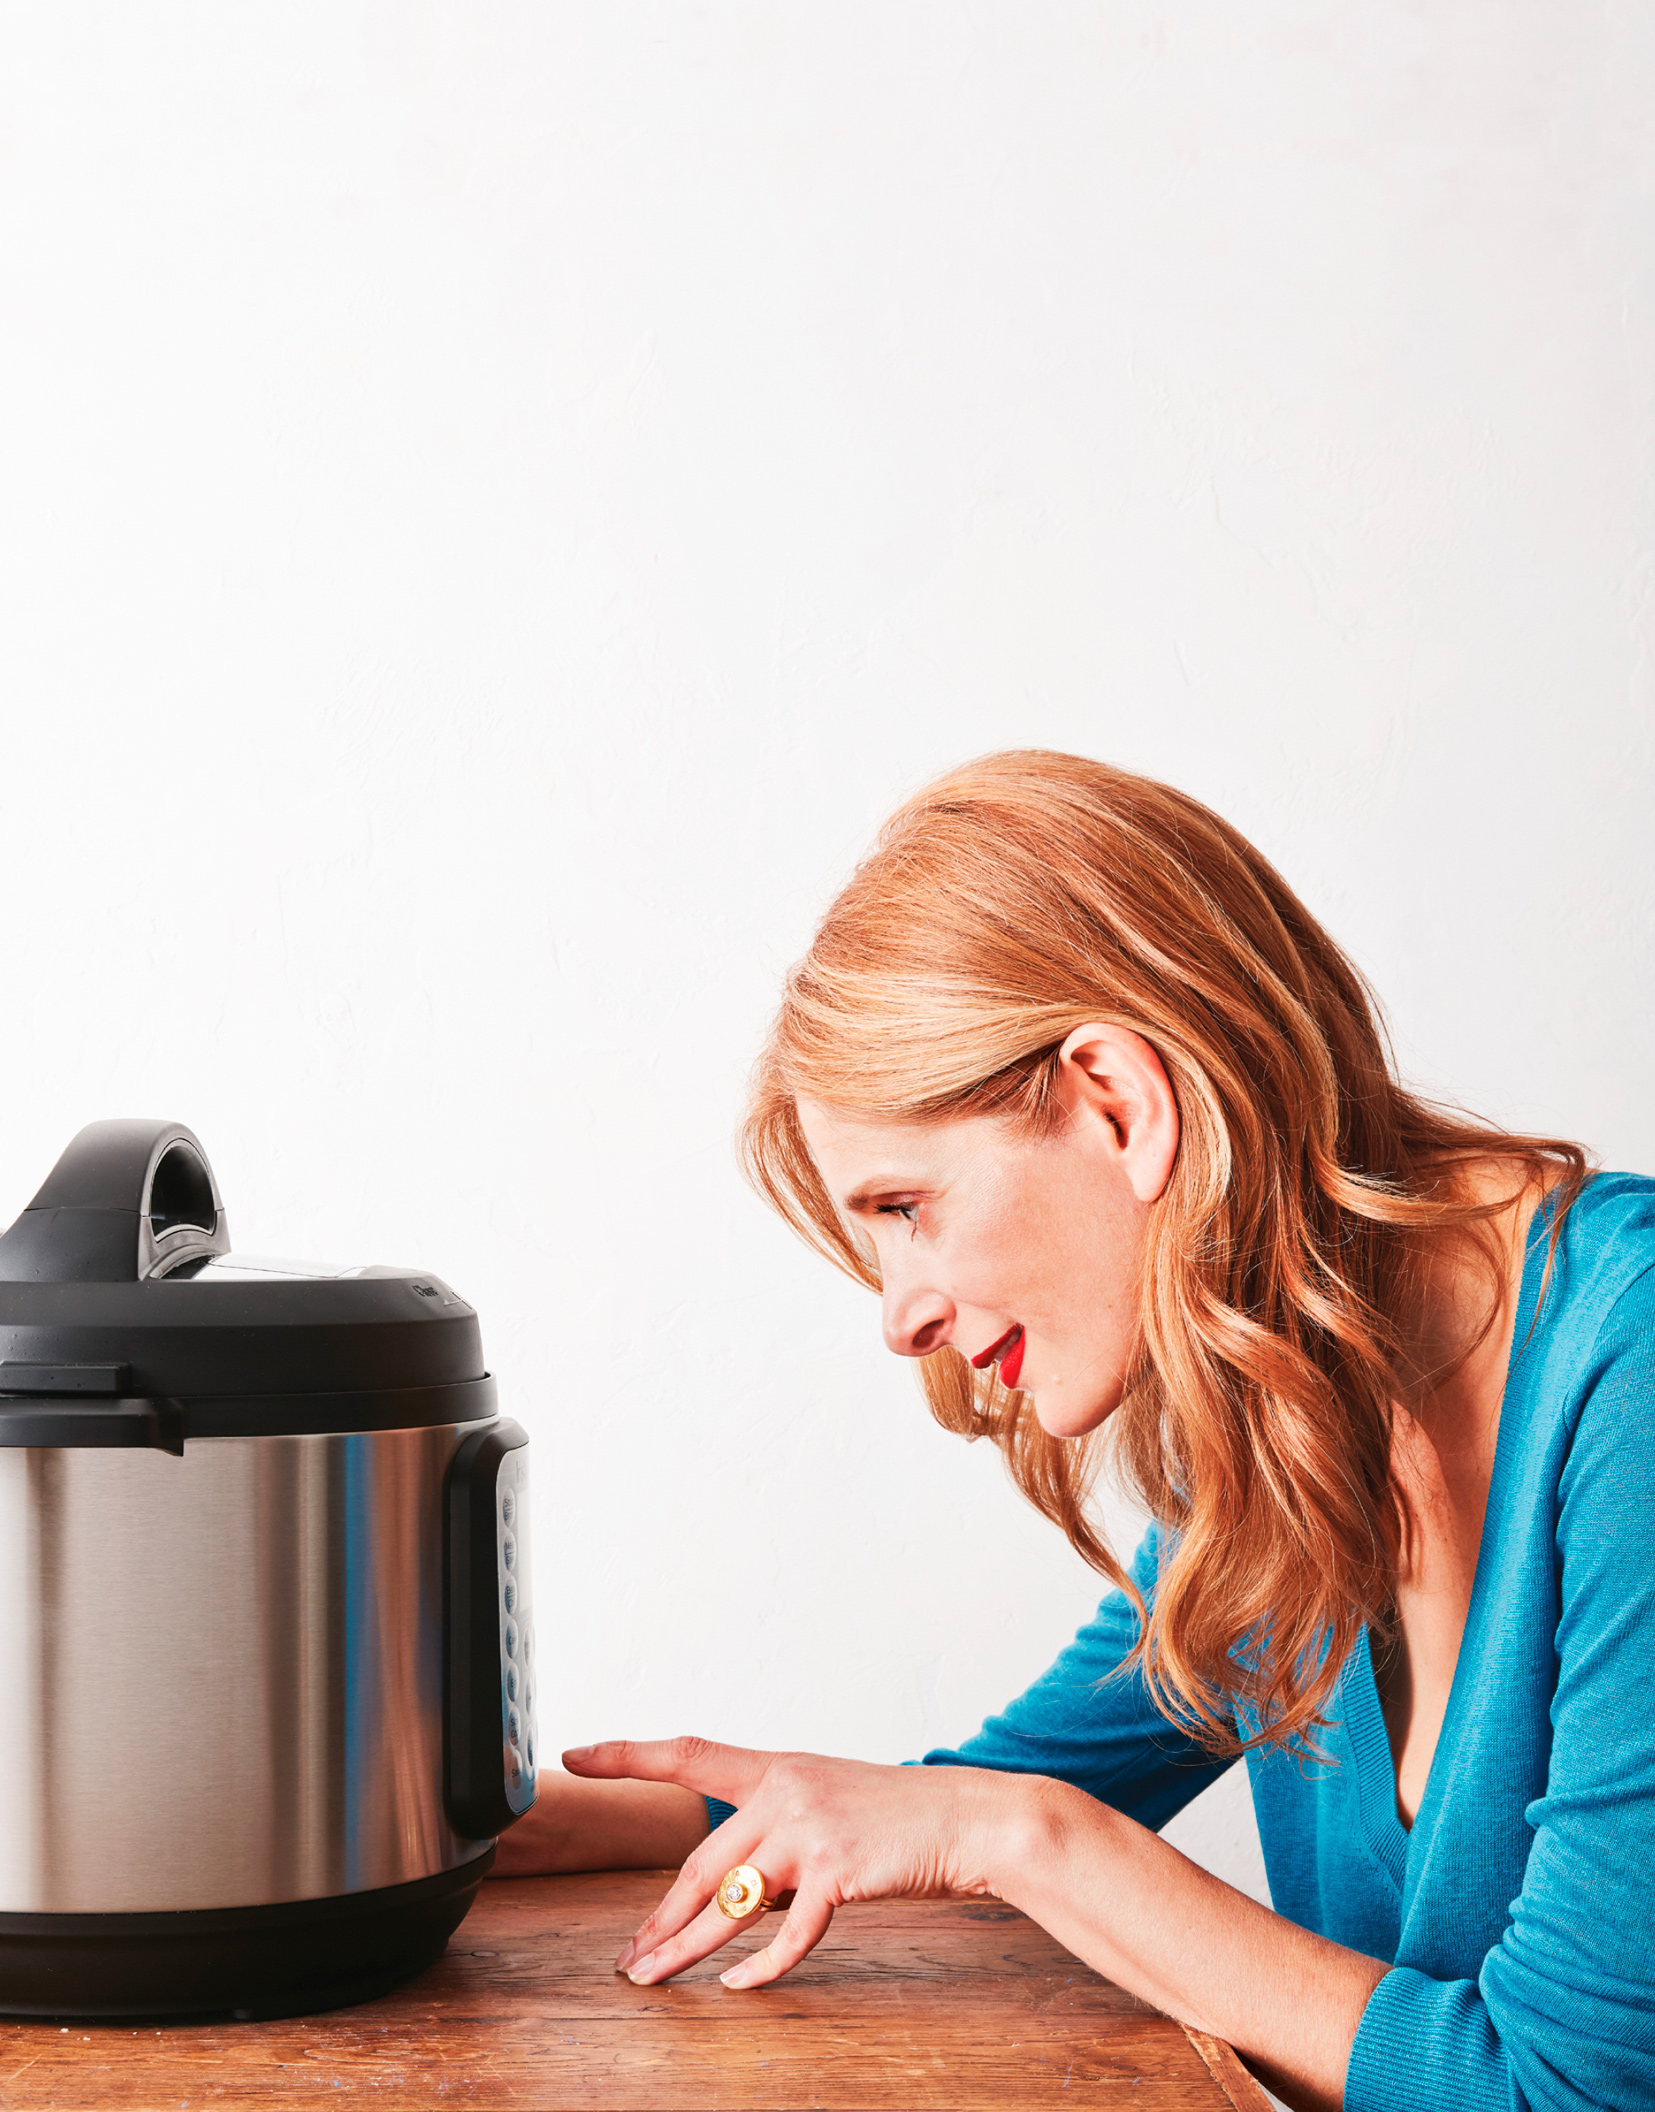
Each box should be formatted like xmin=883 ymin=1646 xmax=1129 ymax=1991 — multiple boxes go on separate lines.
xmin=740 ymin=751 xmax=1587 ymax=1754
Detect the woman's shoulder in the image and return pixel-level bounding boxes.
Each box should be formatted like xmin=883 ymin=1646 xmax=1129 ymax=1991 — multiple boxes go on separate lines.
xmin=1547 ymin=1168 xmax=1655 ymax=1315
xmin=1520 ymin=1170 xmax=1655 ymax=1449
xmin=1561 ymin=1164 xmax=1655 ymax=1221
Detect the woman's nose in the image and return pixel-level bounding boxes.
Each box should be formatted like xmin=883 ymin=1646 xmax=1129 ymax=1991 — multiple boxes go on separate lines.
xmin=882 ymin=1278 xmax=955 ymax=1358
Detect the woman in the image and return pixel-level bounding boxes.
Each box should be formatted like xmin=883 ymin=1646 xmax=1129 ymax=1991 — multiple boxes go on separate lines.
xmin=500 ymin=752 xmax=1653 ymax=2112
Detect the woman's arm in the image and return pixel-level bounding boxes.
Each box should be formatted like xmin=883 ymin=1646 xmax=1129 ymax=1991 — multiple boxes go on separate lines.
xmin=489 ymin=1770 xmax=709 ymax=1877
xmin=506 ymin=1526 xmax=1211 ymax=1880
xmin=1005 ymin=1775 xmax=1384 ymax=2112
xmin=568 ymin=1738 xmax=1382 ymax=2112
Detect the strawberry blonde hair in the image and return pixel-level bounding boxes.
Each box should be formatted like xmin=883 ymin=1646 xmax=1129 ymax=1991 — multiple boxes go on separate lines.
xmin=740 ymin=751 xmax=1587 ymax=1754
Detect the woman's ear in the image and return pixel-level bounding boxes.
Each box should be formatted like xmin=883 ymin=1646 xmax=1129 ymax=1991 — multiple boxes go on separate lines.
xmin=1055 ymin=1024 xmax=1181 ymax=1203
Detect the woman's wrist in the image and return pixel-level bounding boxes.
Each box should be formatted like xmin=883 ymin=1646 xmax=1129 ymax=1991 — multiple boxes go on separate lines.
xmin=966 ymin=1768 xmax=1092 ymax=1908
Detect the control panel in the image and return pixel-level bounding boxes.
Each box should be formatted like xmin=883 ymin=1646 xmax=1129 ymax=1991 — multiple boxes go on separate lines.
xmin=444 ymin=1417 xmax=539 ymax=1839
xmin=497 ymin=1445 xmax=537 ymax=1812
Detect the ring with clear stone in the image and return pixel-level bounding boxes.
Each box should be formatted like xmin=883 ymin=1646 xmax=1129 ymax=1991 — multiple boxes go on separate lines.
xmin=715 ymin=1864 xmax=781 ymax=1921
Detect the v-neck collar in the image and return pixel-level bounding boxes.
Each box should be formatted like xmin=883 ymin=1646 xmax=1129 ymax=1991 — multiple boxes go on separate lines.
xmin=1343 ymin=1195 xmax=1556 ymax=1890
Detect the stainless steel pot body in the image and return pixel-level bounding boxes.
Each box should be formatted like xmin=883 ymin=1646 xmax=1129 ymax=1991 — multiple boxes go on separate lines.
xmin=0 ymin=1422 xmax=488 ymax=1914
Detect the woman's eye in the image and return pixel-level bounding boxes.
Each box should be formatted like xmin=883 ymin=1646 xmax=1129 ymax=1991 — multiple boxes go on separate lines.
xmin=876 ymin=1203 xmax=919 ymax=1226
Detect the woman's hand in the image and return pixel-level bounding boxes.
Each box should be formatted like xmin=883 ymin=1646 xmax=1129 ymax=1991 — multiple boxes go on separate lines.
xmin=565 ymin=1736 xmax=1388 ymax=2108
xmin=561 ymin=1735 xmax=1033 ymax=1989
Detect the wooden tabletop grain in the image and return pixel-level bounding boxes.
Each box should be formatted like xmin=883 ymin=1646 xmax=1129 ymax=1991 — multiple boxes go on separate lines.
xmin=0 ymin=1870 xmax=1270 ymax=2110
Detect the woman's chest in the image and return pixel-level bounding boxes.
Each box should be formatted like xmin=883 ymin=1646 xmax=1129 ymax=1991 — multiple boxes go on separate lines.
xmin=1373 ymin=1407 xmax=1501 ymax=1829
xmin=1253 ymin=1445 xmax=1564 ymax=1975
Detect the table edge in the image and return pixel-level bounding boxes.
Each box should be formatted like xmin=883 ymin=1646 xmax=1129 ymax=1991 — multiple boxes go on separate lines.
xmin=1182 ymin=2026 xmax=1277 ymax=2111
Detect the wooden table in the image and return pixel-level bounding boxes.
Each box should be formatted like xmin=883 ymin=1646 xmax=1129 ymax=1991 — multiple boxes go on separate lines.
xmin=0 ymin=1871 xmax=1270 ymax=2109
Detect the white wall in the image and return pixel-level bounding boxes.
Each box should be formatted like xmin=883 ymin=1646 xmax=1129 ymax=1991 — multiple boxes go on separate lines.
xmin=2 ymin=2 xmax=1653 ymax=1910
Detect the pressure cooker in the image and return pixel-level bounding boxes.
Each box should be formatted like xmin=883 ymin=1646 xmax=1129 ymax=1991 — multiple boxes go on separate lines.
xmin=0 ymin=1119 xmax=537 ymax=2019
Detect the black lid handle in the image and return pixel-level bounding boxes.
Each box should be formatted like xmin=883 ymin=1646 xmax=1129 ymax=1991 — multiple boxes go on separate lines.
xmin=0 ymin=1121 xmax=231 ymax=1284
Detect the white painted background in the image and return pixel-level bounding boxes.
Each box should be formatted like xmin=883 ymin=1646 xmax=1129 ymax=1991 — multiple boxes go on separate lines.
xmin=2 ymin=3 xmax=1653 ymax=1916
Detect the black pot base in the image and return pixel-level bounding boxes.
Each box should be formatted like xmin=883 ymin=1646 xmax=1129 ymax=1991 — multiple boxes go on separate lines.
xmin=0 ymin=1848 xmax=494 ymax=2022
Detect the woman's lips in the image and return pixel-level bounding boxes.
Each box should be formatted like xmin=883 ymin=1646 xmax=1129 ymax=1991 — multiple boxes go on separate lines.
xmin=971 ymin=1324 xmax=1025 ymax=1388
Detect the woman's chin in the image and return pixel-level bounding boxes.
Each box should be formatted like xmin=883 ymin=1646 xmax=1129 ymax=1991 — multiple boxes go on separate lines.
xmin=1029 ymin=1389 xmax=1121 ymax=1441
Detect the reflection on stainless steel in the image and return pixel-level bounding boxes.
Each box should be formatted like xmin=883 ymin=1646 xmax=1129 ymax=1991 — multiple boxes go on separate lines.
xmin=0 ymin=1426 xmax=486 ymax=1913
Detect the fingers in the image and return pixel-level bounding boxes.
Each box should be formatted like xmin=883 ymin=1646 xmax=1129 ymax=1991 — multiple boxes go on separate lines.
xmin=625 ymin=1892 xmax=834 ymax=1991
xmin=563 ymin=1734 xmax=772 ymax=1805
xmin=718 ymin=1895 xmax=836 ymax=1990
xmin=622 ymin=1895 xmax=746 ymax=1985
xmin=614 ymin=1824 xmax=766 ymax=1973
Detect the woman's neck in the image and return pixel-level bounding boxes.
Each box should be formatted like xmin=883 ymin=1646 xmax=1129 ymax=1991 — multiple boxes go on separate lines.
xmin=1395 ymin=1156 xmax=1542 ymax=1422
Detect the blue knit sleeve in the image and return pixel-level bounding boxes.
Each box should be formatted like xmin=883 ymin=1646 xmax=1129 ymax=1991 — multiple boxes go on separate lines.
xmin=1347 ymin=1266 xmax=1655 ymax=2112
xmin=917 ymin=1522 xmax=1234 ymax=1830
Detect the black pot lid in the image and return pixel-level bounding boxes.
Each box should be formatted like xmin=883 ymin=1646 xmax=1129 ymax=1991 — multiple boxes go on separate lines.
xmin=0 ymin=1122 xmax=485 ymax=1404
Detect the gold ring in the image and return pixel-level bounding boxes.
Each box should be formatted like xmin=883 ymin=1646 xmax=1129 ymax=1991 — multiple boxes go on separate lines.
xmin=715 ymin=1864 xmax=779 ymax=1921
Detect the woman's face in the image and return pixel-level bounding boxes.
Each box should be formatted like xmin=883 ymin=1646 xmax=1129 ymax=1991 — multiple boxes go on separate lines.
xmin=795 ymin=1026 xmax=1180 ymax=1441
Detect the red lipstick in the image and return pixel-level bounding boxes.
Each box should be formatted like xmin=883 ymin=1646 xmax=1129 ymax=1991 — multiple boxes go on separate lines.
xmin=971 ymin=1325 xmax=1025 ymax=1387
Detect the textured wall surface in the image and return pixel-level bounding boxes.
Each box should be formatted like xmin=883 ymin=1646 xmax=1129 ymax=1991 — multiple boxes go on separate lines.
xmin=3 ymin=3 xmax=1654 ymax=1916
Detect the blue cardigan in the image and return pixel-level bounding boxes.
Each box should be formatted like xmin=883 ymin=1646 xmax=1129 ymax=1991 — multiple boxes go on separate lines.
xmin=908 ymin=1172 xmax=1655 ymax=2110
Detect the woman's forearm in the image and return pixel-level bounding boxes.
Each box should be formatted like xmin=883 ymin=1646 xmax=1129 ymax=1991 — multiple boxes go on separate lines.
xmin=491 ymin=1772 xmax=710 ymax=1877
xmin=991 ymin=1779 xmax=1387 ymax=2112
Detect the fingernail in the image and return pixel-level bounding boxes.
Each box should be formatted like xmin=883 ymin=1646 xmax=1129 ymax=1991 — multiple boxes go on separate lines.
xmin=613 ymin=1942 xmax=636 ymax=1972
xmin=625 ymin=1952 xmax=658 ymax=1985
xmin=720 ymin=1961 xmax=756 ymax=1990
xmin=563 ymin=1744 xmax=595 ymax=1764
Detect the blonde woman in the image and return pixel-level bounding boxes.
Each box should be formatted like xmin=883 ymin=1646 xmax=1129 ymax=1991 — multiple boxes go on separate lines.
xmin=503 ymin=753 xmax=1649 ymax=2112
